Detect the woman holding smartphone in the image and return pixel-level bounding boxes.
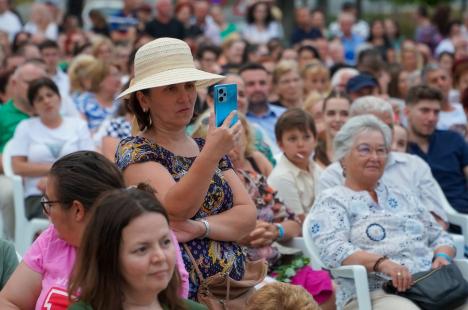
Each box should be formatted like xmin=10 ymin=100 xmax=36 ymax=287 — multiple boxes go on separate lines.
xmin=115 ymin=38 xmax=258 ymax=301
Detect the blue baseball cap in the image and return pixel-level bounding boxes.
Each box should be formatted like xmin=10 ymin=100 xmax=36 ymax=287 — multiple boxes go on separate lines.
xmin=346 ymin=74 xmax=379 ymax=93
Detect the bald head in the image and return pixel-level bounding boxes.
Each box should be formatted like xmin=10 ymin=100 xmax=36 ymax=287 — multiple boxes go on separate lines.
xmin=12 ymin=63 xmax=47 ymax=106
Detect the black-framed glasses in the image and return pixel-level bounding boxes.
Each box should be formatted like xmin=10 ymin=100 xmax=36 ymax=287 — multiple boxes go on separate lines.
xmin=40 ymin=196 xmax=62 ymax=216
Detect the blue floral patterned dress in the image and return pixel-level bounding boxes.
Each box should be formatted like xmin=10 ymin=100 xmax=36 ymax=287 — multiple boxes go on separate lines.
xmin=115 ymin=136 xmax=246 ymax=300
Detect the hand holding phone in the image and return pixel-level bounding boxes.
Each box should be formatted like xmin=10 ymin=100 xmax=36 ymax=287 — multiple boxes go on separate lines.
xmin=214 ymin=83 xmax=238 ymax=127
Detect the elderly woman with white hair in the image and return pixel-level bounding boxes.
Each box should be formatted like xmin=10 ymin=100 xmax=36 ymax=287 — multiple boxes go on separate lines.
xmin=308 ymin=115 xmax=456 ymax=310
xmin=316 ymin=96 xmax=450 ymax=229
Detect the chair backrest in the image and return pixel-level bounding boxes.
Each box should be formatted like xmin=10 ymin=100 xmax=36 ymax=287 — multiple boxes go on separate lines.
xmin=2 ymin=140 xmax=15 ymax=177
xmin=302 ymin=212 xmax=327 ymax=270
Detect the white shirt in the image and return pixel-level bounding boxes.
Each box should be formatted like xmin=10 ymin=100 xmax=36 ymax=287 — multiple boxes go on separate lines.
xmin=437 ymin=102 xmax=467 ymax=135
xmin=241 ymin=21 xmax=284 ymax=45
xmin=9 ymin=117 xmax=94 ymax=197
xmin=52 ymin=68 xmax=70 ymax=97
xmin=0 ymin=10 xmax=22 ymax=41
xmin=329 ymin=19 xmax=369 ymax=39
xmin=23 ymin=22 xmax=58 ymax=40
xmin=267 ymin=154 xmax=321 ymax=215
xmin=316 ymin=152 xmax=449 ymax=222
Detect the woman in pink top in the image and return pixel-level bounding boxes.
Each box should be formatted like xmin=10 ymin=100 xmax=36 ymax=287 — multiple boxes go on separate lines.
xmin=0 ymin=151 xmax=189 ymax=310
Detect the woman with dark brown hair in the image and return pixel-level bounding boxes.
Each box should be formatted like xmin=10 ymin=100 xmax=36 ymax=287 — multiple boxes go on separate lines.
xmin=314 ymin=90 xmax=351 ymax=168
xmin=68 ymin=185 xmax=206 ymax=310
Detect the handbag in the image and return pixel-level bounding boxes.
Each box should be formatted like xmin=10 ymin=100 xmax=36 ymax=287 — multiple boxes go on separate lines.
xmin=382 ymin=263 xmax=468 ymax=310
xmin=183 ymin=244 xmax=268 ymax=310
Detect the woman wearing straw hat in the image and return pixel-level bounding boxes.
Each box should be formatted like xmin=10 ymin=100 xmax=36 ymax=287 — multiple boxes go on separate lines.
xmin=115 ymin=38 xmax=257 ymax=301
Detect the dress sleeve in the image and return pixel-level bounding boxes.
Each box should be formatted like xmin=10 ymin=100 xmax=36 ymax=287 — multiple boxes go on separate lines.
xmin=307 ymin=191 xmax=360 ymax=269
xmin=115 ymin=137 xmax=164 ymax=171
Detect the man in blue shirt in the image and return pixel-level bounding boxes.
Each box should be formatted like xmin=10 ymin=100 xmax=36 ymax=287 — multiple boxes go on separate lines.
xmin=338 ymin=12 xmax=365 ymax=65
xmin=406 ymin=85 xmax=468 ymax=213
xmin=239 ymin=63 xmax=285 ymax=155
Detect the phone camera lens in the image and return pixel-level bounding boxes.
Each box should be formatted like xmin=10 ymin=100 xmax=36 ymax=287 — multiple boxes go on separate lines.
xmin=219 ymin=89 xmax=225 ymax=95
xmin=219 ymin=96 xmax=224 ymax=102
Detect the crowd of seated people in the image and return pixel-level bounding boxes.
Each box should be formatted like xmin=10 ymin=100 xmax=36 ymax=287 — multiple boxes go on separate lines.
xmin=0 ymin=1 xmax=467 ymax=309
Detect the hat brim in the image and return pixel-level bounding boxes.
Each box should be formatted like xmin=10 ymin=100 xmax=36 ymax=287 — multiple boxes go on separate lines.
xmin=117 ymin=68 xmax=224 ymax=99
xmin=347 ymin=81 xmax=378 ymax=93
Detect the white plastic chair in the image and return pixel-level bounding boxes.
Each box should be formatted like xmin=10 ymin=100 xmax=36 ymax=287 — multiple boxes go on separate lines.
xmin=2 ymin=140 xmax=49 ymax=255
xmin=442 ymin=202 xmax=468 ymax=256
xmin=296 ymin=213 xmax=468 ymax=310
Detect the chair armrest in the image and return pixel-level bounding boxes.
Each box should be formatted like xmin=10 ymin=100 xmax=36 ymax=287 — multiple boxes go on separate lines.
xmin=447 ymin=212 xmax=468 ymax=249
xmin=450 ymin=234 xmax=465 ymax=259
xmin=331 ymin=265 xmax=372 ymax=310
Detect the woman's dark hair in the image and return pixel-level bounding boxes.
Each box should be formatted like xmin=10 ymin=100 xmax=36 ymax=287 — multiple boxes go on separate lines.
xmin=246 ymin=1 xmax=273 ymax=25
xmin=27 ymin=77 xmax=61 ymax=106
xmin=12 ymin=31 xmax=31 ymax=53
xmin=49 ymin=151 xmax=125 ymax=211
xmin=69 ymin=184 xmax=186 ymax=310
xmin=128 ymin=89 xmax=151 ymax=131
xmin=387 ymin=63 xmax=403 ymax=98
xmin=431 ymin=4 xmax=451 ymax=37
xmin=367 ymin=20 xmax=392 ymax=50
xmin=314 ymin=90 xmax=351 ymax=166
xmin=298 ymin=45 xmax=321 ymax=61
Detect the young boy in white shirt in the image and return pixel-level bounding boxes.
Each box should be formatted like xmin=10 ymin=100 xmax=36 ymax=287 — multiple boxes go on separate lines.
xmin=268 ymin=108 xmax=320 ymax=222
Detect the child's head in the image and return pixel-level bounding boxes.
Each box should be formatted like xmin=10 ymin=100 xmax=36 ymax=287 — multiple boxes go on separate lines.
xmin=246 ymin=282 xmax=320 ymax=310
xmin=275 ymin=108 xmax=317 ymax=166
xmin=392 ymin=124 xmax=408 ymax=153
xmin=301 ymin=60 xmax=330 ymax=96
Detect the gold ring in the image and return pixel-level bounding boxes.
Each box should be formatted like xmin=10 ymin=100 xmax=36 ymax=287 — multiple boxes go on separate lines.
xmin=397 ymin=272 xmax=402 ymax=277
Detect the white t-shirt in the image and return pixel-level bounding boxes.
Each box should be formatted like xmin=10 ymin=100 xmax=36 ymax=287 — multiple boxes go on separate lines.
xmin=437 ymin=102 xmax=467 ymax=135
xmin=0 ymin=10 xmax=22 ymax=41
xmin=23 ymin=22 xmax=58 ymax=41
xmin=9 ymin=117 xmax=95 ymax=197
xmin=241 ymin=21 xmax=284 ymax=45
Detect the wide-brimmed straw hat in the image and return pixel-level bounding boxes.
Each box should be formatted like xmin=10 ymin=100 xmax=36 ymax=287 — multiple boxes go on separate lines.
xmin=117 ymin=37 xmax=224 ymax=99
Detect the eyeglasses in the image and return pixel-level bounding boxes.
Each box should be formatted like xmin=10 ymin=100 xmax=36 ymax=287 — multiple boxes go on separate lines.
xmin=40 ymin=196 xmax=62 ymax=216
xmin=355 ymin=144 xmax=388 ymax=158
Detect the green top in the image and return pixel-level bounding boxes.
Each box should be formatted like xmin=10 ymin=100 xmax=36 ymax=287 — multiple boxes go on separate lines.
xmin=68 ymin=299 xmax=208 ymax=310
xmin=0 ymin=239 xmax=19 ymax=289
xmin=0 ymin=99 xmax=29 ymax=153
xmin=220 ymin=23 xmax=238 ymax=41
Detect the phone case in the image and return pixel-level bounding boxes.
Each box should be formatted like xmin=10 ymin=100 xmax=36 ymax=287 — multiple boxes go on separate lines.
xmin=214 ymin=83 xmax=238 ymax=127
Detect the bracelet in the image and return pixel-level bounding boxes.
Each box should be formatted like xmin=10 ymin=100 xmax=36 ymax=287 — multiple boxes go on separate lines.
xmin=434 ymin=252 xmax=452 ymax=262
xmin=275 ymin=223 xmax=285 ymax=241
xmin=373 ymin=255 xmax=389 ymax=272
xmin=197 ymin=219 xmax=210 ymax=239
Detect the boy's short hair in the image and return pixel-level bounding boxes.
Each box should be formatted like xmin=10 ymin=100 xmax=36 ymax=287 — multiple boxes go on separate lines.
xmin=246 ymin=282 xmax=320 ymax=310
xmin=275 ymin=108 xmax=317 ymax=141
xmin=405 ymin=85 xmax=443 ymax=106
xmin=38 ymin=39 xmax=59 ymax=51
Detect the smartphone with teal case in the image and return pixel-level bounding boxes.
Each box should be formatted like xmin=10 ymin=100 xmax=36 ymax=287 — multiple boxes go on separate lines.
xmin=214 ymin=83 xmax=238 ymax=127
